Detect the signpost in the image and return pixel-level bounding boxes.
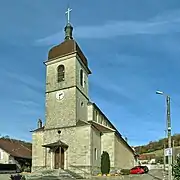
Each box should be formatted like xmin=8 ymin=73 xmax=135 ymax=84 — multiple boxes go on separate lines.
xmin=165 ymin=148 xmax=173 ymax=157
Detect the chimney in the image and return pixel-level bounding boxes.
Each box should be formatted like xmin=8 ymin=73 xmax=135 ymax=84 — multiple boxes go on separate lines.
xmin=38 ymin=119 xmax=43 ymax=128
xmin=125 ymin=137 xmax=128 ymax=142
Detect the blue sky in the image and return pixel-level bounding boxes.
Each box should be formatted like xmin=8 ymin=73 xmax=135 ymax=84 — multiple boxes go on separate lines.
xmin=1 ymin=0 xmax=180 ymax=146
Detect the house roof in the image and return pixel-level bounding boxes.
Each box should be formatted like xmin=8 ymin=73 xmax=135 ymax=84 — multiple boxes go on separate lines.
xmin=0 ymin=138 xmax=32 ymax=159
xmin=139 ymin=154 xmax=156 ymax=160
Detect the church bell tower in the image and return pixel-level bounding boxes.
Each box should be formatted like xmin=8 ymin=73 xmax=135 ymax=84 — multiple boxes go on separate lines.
xmin=44 ymin=8 xmax=91 ymax=129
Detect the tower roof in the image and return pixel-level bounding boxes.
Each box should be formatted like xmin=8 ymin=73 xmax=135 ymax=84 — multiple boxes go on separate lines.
xmin=47 ymin=7 xmax=91 ymax=74
xmin=48 ymin=39 xmax=88 ymax=66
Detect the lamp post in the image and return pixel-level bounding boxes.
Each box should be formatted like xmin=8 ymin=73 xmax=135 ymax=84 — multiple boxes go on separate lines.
xmin=156 ymin=91 xmax=172 ymax=180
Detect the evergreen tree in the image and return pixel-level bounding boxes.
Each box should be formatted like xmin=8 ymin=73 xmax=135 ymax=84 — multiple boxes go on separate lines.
xmin=101 ymin=151 xmax=110 ymax=175
xmin=172 ymin=155 xmax=180 ymax=180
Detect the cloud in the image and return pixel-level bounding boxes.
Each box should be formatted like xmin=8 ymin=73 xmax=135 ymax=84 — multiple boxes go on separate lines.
xmin=12 ymin=99 xmax=43 ymax=116
xmin=0 ymin=68 xmax=44 ymax=116
xmin=89 ymin=77 xmax=134 ymax=108
xmin=35 ymin=9 xmax=180 ymax=45
xmin=5 ymin=71 xmax=44 ymax=91
xmin=12 ymin=100 xmax=40 ymax=108
xmin=0 ymin=67 xmax=44 ymax=95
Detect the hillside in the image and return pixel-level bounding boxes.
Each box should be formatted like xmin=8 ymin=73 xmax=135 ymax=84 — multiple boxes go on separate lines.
xmin=134 ymin=133 xmax=180 ymax=155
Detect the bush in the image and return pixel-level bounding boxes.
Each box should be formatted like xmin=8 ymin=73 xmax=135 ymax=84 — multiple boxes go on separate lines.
xmin=101 ymin=151 xmax=110 ymax=175
xmin=23 ymin=166 xmax=31 ymax=172
xmin=10 ymin=174 xmax=26 ymax=180
xmin=155 ymin=156 xmax=163 ymax=164
xmin=172 ymin=155 xmax=180 ymax=180
xmin=151 ymin=162 xmax=156 ymax=165
xmin=120 ymin=169 xmax=130 ymax=175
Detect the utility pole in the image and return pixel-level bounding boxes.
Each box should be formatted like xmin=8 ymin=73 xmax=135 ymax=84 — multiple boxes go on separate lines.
xmin=164 ymin=142 xmax=166 ymax=171
xmin=163 ymin=130 xmax=167 ymax=171
xmin=167 ymin=95 xmax=172 ymax=180
xmin=173 ymin=140 xmax=175 ymax=164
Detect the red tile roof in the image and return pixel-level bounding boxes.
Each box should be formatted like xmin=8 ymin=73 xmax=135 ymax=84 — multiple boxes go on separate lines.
xmin=0 ymin=138 xmax=32 ymax=159
xmin=139 ymin=154 xmax=156 ymax=160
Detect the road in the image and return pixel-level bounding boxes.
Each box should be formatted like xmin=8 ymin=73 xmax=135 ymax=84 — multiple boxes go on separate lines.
xmin=126 ymin=169 xmax=166 ymax=180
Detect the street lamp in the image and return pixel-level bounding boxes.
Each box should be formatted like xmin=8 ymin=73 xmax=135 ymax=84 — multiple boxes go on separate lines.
xmin=156 ymin=90 xmax=172 ymax=180
xmin=156 ymin=90 xmax=164 ymax=95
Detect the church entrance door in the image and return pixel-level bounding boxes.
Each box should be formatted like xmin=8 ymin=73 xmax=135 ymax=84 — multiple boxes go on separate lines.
xmin=54 ymin=147 xmax=65 ymax=169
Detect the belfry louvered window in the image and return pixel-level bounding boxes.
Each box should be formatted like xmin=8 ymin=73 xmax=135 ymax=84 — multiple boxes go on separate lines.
xmin=57 ymin=65 xmax=65 ymax=82
xmin=80 ymin=69 xmax=83 ymax=86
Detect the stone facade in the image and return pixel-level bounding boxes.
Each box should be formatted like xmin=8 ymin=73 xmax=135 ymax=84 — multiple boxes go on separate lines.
xmin=31 ymin=22 xmax=137 ymax=177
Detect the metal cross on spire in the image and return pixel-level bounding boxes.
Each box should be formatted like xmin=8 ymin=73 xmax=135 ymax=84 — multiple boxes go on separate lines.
xmin=65 ymin=7 xmax=72 ymax=24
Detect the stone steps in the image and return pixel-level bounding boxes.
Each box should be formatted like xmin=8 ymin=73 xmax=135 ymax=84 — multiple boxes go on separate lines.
xmin=25 ymin=169 xmax=78 ymax=179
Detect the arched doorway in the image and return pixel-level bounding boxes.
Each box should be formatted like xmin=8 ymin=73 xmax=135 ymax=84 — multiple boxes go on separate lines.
xmin=54 ymin=147 xmax=65 ymax=169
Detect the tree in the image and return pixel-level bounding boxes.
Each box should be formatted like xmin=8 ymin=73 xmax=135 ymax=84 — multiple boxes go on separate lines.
xmin=101 ymin=151 xmax=110 ymax=175
xmin=172 ymin=155 xmax=180 ymax=180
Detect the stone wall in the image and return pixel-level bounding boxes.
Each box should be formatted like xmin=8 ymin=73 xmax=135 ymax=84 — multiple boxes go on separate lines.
xmin=101 ymin=132 xmax=115 ymax=168
xmin=45 ymin=54 xmax=76 ymax=93
xmin=76 ymin=88 xmax=89 ymax=123
xmin=32 ymin=131 xmax=45 ymax=172
xmin=100 ymin=132 xmax=135 ymax=172
xmin=91 ymin=126 xmax=101 ymax=175
xmin=45 ymin=87 xmax=77 ymax=128
xmin=43 ymin=125 xmax=91 ymax=172
xmin=45 ymin=53 xmax=89 ymax=129
xmin=87 ymin=104 xmax=93 ymax=121
xmin=114 ymin=134 xmax=135 ymax=169
xmin=75 ymin=55 xmax=89 ymax=98
xmin=45 ymin=54 xmax=77 ymax=129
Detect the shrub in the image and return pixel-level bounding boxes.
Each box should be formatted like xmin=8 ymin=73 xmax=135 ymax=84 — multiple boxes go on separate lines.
xmin=23 ymin=166 xmax=31 ymax=172
xmin=172 ymin=155 xmax=180 ymax=180
xmin=21 ymin=176 xmax=26 ymax=180
xmin=120 ymin=169 xmax=130 ymax=175
xmin=10 ymin=174 xmax=26 ymax=180
xmin=101 ymin=151 xmax=110 ymax=175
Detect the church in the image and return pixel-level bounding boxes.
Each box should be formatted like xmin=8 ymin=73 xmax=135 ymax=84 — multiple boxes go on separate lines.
xmin=31 ymin=8 xmax=137 ymax=177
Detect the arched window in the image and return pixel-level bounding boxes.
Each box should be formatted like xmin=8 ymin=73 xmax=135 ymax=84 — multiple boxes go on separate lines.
xmin=94 ymin=148 xmax=97 ymax=160
xmin=57 ymin=65 xmax=65 ymax=82
xmin=80 ymin=69 xmax=83 ymax=86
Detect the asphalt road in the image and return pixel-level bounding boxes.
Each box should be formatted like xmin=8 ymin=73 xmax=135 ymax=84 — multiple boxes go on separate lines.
xmin=126 ymin=169 xmax=166 ymax=180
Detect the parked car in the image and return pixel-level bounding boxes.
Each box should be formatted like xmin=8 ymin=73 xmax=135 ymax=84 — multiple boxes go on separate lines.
xmin=130 ymin=166 xmax=145 ymax=174
xmin=140 ymin=165 xmax=149 ymax=173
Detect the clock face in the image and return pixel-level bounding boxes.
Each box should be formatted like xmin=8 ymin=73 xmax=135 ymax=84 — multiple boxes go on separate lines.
xmin=56 ymin=91 xmax=64 ymax=100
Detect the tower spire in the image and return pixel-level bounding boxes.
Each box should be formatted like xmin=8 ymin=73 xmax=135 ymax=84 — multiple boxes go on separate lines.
xmin=64 ymin=6 xmax=73 ymax=40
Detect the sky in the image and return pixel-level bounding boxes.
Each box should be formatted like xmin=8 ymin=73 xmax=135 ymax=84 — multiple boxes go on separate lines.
xmin=1 ymin=0 xmax=180 ymax=146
